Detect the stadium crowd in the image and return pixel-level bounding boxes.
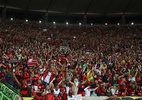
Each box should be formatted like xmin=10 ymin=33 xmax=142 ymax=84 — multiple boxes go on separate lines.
xmin=0 ymin=19 xmax=142 ymax=100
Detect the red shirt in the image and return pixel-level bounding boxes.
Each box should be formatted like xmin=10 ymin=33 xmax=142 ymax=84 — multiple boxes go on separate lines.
xmin=20 ymin=85 xmax=29 ymax=97
xmin=32 ymin=76 xmax=39 ymax=85
xmin=82 ymin=74 xmax=86 ymax=81
xmin=23 ymin=72 xmax=31 ymax=85
xmin=0 ymin=72 xmax=5 ymax=81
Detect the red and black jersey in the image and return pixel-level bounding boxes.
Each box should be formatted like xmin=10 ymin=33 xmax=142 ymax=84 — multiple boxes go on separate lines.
xmin=119 ymin=84 xmax=126 ymax=91
xmin=14 ymin=71 xmax=23 ymax=83
xmin=96 ymin=86 xmax=106 ymax=96
xmin=49 ymin=71 xmax=56 ymax=81
xmin=100 ymin=86 xmax=107 ymax=95
xmin=118 ymin=79 xmax=127 ymax=85
xmin=114 ymin=66 xmax=120 ymax=74
xmin=20 ymin=85 xmax=29 ymax=97
xmin=136 ymin=76 xmax=141 ymax=85
xmin=128 ymin=88 xmax=135 ymax=96
xmin=23 ymin=72 xmax=30 ymax=79
xmin=59 ymin=87 xmax=67 ymax=100
xmin=32 ymin=76 xmax=39 ymax=85
xmin=62 ymin=70 xmax=66 ymax=76
xmin=60 ymin=56 xmax=66 ymax=64
xmin=0 ymin=72 xmax=5 ymax=81
xmin=82 ymin=74 xmax=86 ymax=81
xmin=137 ymin=89 xmax=142 ymax=96
xmin=23 ymin=72 xmax=31 ymax=85
xmin=78 ymin=84 xmax=85 ymax=96
xmin=37 ymin=84 xmax=44 ymax=92
xmin=60 ymin=87 xmax=66 ymax=94
xmin=78 ymin=84 xmax=85 ymax=92
xmin=38 ymin=74 xmax=43 ymax=80
xmin=76 ymin=68 xmax=82 ymax=74
xmin=108 ymin=72 xmax=113 ymax=81
xmin=97 ymin=77 xmax=103 ymax=84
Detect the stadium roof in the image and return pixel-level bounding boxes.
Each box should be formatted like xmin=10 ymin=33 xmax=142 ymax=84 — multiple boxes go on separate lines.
xmin=1 ymin=0 xmax=142 ymax=16
xmin=0 ymin=0 xmax=142 ymax=24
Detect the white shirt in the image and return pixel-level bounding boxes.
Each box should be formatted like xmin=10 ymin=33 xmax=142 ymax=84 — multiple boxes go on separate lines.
xmin=53 ymin=89 xmax=60 ymax=97
xmin=128 ymin=77 xmax=136 ymax=82
xmin=44 ymin=72 xmax=51 ymax=83
xmin=65 ymin=86 xmax=70 ymax=95
xmin=111 ymin=88 xmax=115 ymax=95
xmin=138 ymin=64 xmax=142 ymax=70
xmin=84 ymin=87 xmax=91 ymax=96
xmin=84 ymin=86 xmax=98 ymax=96
xmin=94 ymin=64 xmax=102 ymax=75
xmin=33 ymin=85 xmax=40 ymax=92
xmin=74 ymin=81 xmax=79 ymax=87
xmin=110 ymin=88 xmax=118 ymax=95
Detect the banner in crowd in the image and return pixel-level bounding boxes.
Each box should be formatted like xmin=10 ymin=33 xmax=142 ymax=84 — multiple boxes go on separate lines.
xmin=0 ymin=82 xmax=21 ymax=100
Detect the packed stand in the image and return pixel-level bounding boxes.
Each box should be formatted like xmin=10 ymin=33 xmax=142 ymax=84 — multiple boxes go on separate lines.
xmin=0 ymin=19 xmax=142 ymax=100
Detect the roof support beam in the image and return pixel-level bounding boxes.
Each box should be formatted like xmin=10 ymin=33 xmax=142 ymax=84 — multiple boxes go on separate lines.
xmin=84 ymin=0 xmax=99 ymax=15
xmin=44 ymin=12 xmax=48 ymax=24
xmin=84 ymin=0 xmax=93 ymax=15
xmin=25 ymin=0 xmax=31 ymax=19
xmin=83 ymin=14 xmax=87 ymax=25
xmin=26 ymin=0 xmax=31 ymax=11
xmin=122 ymin=14 xmax=126 ymax=25
xmin=45 ymin=0 xmax=56 ymax=24
xmin=65 ymin=0 xmax=74 ymax=22
xmin=46 ymin=0 xmax=54 ymax=12
xmin=4 ymin=0 xmax=8 ymax=7
xmin=83 ymin=0 xmax=98 ymax=25
xmin=2 ymin=0 xmax=8 ymax=19
xmin=66 ymin=0 xmax=74 ymax=15
xmin=123 ymin=0 xmax=133 ymax=14
xmin=104 ymin=0 xmax=114 ymax=16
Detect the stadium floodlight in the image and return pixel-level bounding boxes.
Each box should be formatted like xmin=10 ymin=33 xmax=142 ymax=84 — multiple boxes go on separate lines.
xmin=66 ymin=22 xmax=69 ymax=25
xmin=25 ymin=19 xmax=28 ymax=22
xmin=105 ymin=23 xmax=108 ymax=25
xmin=10 ymin=18 xmax=13 ymax=21
xmin=131 ymin=22 xmax=134 ymax=25
xmin=39 ymin=21 xmax=41 ymax=23
xmin=91 ymin=23 xmax=93 ymax=25
xmin=79 ymin=23 xmax=81 ymax=26
xmin=117 ymin=23 xmax=120 ymax=25
xmin=53 ymin=21 xmax=56 ymax=25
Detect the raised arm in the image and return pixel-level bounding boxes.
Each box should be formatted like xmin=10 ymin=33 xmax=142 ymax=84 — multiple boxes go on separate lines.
xmin=49 ymin=77 xmax=55 ymax=89
xmin=84 ymin=86 xmax=98 ymax=92
xmin=13 ymin=73 xmax=21 ymax=87
xmin=69 ymin=80 xmax=74 ymax=85
xmin=135 ymin=68 xmax=138 ymax=77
